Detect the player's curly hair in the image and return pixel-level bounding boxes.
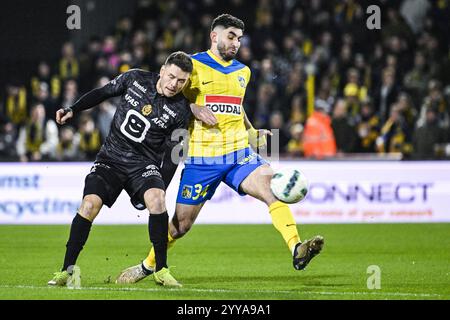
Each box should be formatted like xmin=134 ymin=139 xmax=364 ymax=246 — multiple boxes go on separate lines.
xmin=165 ymin=51 xmax=193 ymax=73
xmin=211 ymin=14 xmax=245 ymax=32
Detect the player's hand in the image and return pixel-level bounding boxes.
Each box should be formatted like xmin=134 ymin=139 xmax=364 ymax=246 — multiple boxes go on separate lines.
xmin=56 ymin=107 xmax=73 ymax=125
xmin=190 ymin=103 xmax=217 ymax=126
xmin=248 ymin=127 xmax=273 ymax=149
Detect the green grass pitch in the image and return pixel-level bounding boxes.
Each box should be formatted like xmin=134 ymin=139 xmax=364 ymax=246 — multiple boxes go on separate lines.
xmin=0 ymin=223 xmax=449 ymax=300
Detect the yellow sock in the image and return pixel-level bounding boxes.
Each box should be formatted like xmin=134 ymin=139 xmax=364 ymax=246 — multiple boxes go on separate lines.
xmin=143 ymin=232 xmax=176 ymax=269
xmin=269 ymin=201 xmax=301 ymax=253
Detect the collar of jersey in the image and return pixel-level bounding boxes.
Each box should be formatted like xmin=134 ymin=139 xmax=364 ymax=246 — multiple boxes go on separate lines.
xmin=207 ymin=50 xmax=232 ymax=67
xmin=191 ymin=50 xmax=246 ymax=75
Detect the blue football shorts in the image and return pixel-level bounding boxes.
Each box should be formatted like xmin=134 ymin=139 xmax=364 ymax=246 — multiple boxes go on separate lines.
xmin=176 ymin=147 xmax=267 ymax=205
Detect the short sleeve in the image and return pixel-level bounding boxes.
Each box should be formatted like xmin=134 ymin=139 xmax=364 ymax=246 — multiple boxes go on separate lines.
xmin=182 ymin=66 xmax=200 ymax=103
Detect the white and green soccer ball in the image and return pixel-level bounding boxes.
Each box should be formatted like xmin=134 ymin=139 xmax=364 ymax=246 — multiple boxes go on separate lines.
xmin=270 ymin=168 xmax=309 ymax=204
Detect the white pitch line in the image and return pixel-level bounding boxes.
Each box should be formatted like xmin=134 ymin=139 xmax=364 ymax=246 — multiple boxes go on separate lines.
xmin=0 ymin=285 xmax=447 ymax=299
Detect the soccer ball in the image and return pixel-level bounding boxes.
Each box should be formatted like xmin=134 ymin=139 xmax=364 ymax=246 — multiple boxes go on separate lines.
xmin=270 ymin=168 xmax=309 ymax=204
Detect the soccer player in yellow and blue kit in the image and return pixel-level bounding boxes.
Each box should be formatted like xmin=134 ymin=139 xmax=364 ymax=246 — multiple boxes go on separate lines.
xmin=117 ymin=14 xmax=324 ymax=284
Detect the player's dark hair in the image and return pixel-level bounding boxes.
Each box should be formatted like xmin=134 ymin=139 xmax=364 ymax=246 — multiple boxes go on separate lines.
xmin=211 ymin=14 xmax=245 ymax=32
xmin=164 ymin=51 xmax=193 ymax=73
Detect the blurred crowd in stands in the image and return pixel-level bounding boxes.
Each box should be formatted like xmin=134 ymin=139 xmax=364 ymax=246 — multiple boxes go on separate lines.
xmin=1 ymin=0 xmax=449 ymax=161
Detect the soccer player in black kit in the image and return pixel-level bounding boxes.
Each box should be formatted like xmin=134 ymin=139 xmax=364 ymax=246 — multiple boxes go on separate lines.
xmin=48 ymin=52 xmax=193 ymax=287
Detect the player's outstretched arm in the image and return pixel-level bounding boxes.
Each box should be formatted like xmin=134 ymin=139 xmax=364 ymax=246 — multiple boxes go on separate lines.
xmin=55 ymin=71 xmax=130 ymax=125
xmin=190 ymin=103 xmax=217 ymax=126
xmin=55 ymin=86 xmax=118 ymax=125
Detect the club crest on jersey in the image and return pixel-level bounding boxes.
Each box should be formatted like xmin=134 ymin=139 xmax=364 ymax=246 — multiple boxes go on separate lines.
xmin=181 ymin=185 xmax=193 ymax=199
xmin=205 ymin=95 xmax=243 ymax=116
xmin=238 ymin=75 xmax=246 ymax=88
xmin=142 ymin=104 xmax=153 ymax=116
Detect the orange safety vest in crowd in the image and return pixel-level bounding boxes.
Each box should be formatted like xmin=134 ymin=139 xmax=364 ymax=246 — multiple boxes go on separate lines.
xmin=302 ymin=111 xmax=337 ymax=158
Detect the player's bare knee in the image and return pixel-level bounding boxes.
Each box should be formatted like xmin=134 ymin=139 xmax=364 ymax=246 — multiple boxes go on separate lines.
xmin=264 ymin=192 xmax=279 ymax=207
xmin=79 ymin=196 xmax=101 ymax=222
xmin=172 ymin=221 xmax=192 ymax=238
xmin=261 ymin=177 xmax=278 ymax=206
xmin=175 ymin=226 xmax=190 ymax=238
xmin=144 ymin=189 xmax=166 ymax=214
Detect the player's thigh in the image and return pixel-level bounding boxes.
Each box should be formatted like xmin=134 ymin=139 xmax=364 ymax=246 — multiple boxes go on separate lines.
xmin=143 ymin=188 xmax=166 ymax=214
xmin=223 ymin=148 xmax=276 ymax=206
xmin=126 ymin=164 xmax=166 ymax=211
xmin=170 ymin=202 xmax=205 ymax=237
xmin=82 ymin=163 xmax=124 ymax=221
xmin=239 ymin=164 xmax=278 ymax=206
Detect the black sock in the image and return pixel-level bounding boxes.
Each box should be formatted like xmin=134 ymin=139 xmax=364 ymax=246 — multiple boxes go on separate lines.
xmin=62 ymin=214 xmax=92 ymax=272
xmin=148 ymin=212 xmax=169 ymax=272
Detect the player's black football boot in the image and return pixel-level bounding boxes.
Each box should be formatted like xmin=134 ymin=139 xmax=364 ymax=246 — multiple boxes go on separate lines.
xmin=293 ymin=235 xmax=324 ymax=270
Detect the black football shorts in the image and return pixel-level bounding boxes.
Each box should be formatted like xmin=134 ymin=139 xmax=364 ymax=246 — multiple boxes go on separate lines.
xmin=83 ymin=160 xmax=165 ymax=210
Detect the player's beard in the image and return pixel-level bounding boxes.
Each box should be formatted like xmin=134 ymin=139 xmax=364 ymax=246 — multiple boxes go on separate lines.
xmin=217 ymin=41 xmax=237 ymax=61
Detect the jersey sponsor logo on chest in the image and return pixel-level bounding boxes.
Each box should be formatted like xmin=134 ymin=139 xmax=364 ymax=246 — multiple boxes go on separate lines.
xmin=150 ymin=104 xmax=175 ymax=129
xmin=125 ymin=94 xmax=139 ymax=107
xmin=120 ymin=110 xmax=151 ymax=143
xmin=133 ymin=81 xmax=147 ymax=93
xmin=151 ymin=117 xmax=168 ymax=129
xmin=205 ymin=95 xmax=243 ymax=115
xmin=163 ymin=104 xmax=177 ymax=118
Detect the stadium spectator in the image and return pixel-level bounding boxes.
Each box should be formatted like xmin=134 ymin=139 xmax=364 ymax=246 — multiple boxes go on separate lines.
xmin=403 ymin=51 xmax=430 ymax=103
xmin=56 ymin=126 xmax=79 ymax=161
xmin=59 ymin=42 xmax=79 ymax=81
xmin=102 ymin=36 xmax=121 ymax=73
xmin=16 ymin=103 xmax=58 ymax=162
xmin=267 ymin=111 xmax=290 ymax=155
xmin=61 ymin=80 xmax=79 ymax=109
xmin=60 ymin=80 xmax=80 ymax=127
xmin=356 ymin=99 xmax=381 ymax=153
xmin=419 ymin=33 xmax=442 ymax=78
xmin=302 ymin=100 xmax=336 ymax=159
xmin=89 ymin=76 xmax=117 ymax=143
xmin=396 ymin=92 xmax=417 ymax=130
xmin=77 ymin=114 xmax=101 ymax=161
xmin=281 ymin=71 xmax=306 ymax=121
xmin=376 ymin=104 xmax=413 ymax=156
xmin=373 ymin=68 xmax=400 ymax=124
xmin=0 ymin=112 xmax=17 ymax=159
xmin=34 ymin=82 xmax=58 ymax=122
xmin=253 ymin=82 xmax=276 ymax=129
xmin=289 ymin=94 xmax=306 ymax=125
xmin=31 ymin=61 xmax=61 ymax=101
xmin=331 ymin=99 xmax=358 ymax=154
xmin=343 ymin=68 xmax=367 ymax=117
xmin=3 ymin=82 xmax=28 ymax=127
xmin=95 ymin=101 xmax=116 ymax=144
xmin=413 ymin=105 xmax=448 ymax=159
xmin=417 ymin=80 xmax=449 ymax=129
xmin=286 ymin=123 xmax=304 ymax=157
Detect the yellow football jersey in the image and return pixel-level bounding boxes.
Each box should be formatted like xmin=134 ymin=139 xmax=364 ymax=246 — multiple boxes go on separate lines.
xmin=183 ymin=50 xmax=251 ymax=157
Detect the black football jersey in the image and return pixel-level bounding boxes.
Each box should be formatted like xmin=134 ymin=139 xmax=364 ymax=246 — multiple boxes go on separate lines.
xmin=71 ymin=69 xmax=191 ymax=166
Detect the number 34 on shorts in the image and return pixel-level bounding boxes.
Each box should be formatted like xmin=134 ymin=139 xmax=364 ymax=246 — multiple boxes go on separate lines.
xmin=181 ymin=184 xmax=210 ymax=200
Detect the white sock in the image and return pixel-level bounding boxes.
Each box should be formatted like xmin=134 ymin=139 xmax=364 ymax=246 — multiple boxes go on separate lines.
xmin=142 ymin=260 xmax=152 ymax=271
